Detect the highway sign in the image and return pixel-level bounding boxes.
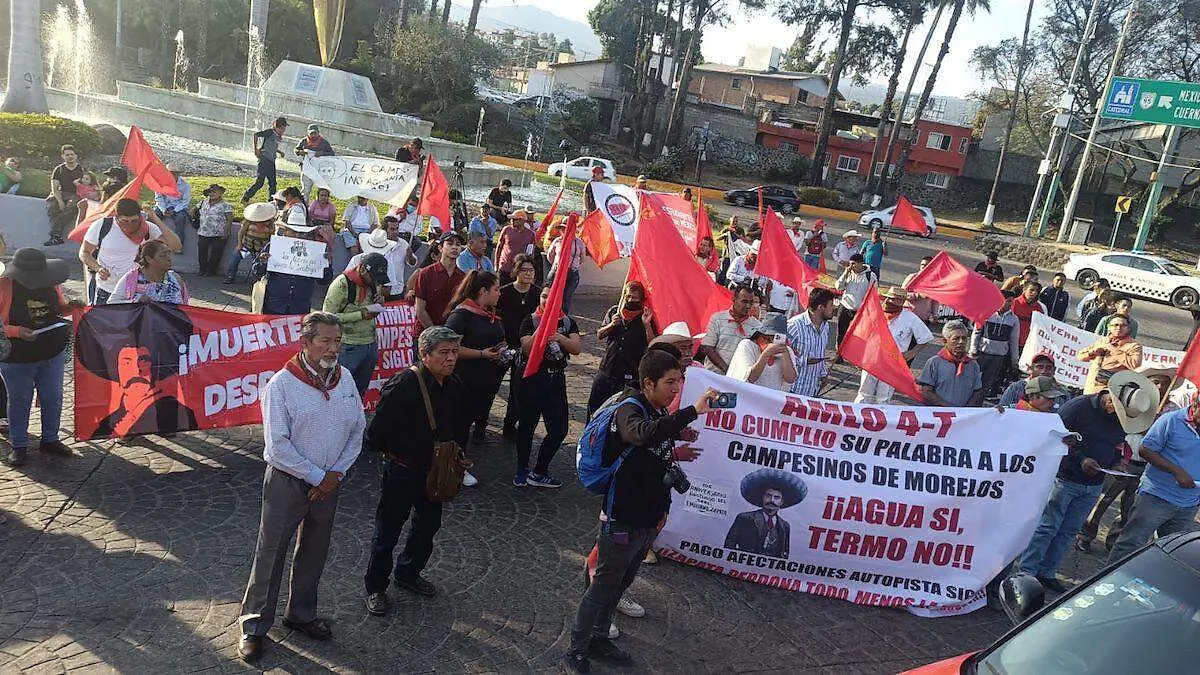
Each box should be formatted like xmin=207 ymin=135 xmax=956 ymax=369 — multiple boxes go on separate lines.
xmin=1102 ymin=77 xmax=1200 ymax=129
xmin=1115 ymin=196 xmax=1133 ymax=213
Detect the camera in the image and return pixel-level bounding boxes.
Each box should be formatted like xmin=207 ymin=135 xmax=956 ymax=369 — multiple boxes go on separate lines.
xmin=662 ymin=463 xmax=691 ymax=494
xmin=497 ymin=347 xmax=520 ymax=366
xmin=710 ymin=392 xmax=738 ymax=409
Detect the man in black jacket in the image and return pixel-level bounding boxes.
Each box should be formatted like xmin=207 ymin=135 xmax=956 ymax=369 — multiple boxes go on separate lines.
xmin=566 ymin=350 xmax=716 ymax=673
xmin=1039 ymin=272 xmax=1071 ymax=321
xmin=362 ymin=326 xmax=461 ymax=616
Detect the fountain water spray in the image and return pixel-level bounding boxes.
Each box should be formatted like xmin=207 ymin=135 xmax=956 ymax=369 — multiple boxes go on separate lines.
xmin=41 ymin=1 xmax=99 ymax=114
xmin=241 ymin=26 xmax=268 ymax=151
xmin=172 ymin=30 xmax=190 ymax=91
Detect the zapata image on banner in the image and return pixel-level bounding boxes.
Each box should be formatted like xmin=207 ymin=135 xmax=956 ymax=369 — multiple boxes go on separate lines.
xmin=75 ymin=303 xmax=198 ymax=439
xmin=723 ymin=467 xmax=809 ymax=560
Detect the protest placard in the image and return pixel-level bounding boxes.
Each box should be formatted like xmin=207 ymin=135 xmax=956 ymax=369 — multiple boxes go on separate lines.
xmin=302 ymin=155 xmax=419 ymax=204
xmin=1020 ymin=312 xmax=1183 ymax=388
xmin=266 ymin=235 xmax=328 ymax=278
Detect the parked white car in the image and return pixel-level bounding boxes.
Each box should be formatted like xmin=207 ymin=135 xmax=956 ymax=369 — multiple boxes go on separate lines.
xmin=1063 ymin=251 xmax=1200 ymax=310
xmin=858 ymin=204 xmax=937 ymax=237
xmin=547 ymin=156 xmax=616 ymax=181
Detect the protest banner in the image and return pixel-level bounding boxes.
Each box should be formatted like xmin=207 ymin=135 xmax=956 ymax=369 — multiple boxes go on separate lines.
xmin=301 ymin=155 xmax=420 ymax=204
xmin=266 ymin=235 xmax=328 ymax=278
xmin=73 ymin=302 xmax=417 ymax=440
xmin=1019 ymin=312 xmax=1183 ymax=389
xmin=656 ymin=368 xmax=1067 ymax=616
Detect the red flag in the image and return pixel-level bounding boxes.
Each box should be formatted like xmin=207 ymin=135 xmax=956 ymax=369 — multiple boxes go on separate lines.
xmin=416 ymin=156 xmax=452 ymax=233
xmin=1177 ymin=338 xmax=1200 ymax=388
xmin=121 ymin=126 xmax=178 ymax=197
xmin=67 ymin=172 xmax=146 ymax=243
xmin=755 ymin=208 xmax=822 ymax=309
xmin=839 ymin=285 xmax=924 ymax=402
xmin=534 ymin=188 xmax=562 ymax=242
xmin=626 ymin=196 xmax=731 ymax=337
xmin=696 ymin=193 xmax=720 ymax=274
xmin=579 ymin=209 xmax=619 ymax=269
xmin=524 ymin=214 xmax=580 ymax=377
xmin=904 ymin=251 xmax=1005 ymax=326
xmin=892 ymin=195 xmax=929 ymax=236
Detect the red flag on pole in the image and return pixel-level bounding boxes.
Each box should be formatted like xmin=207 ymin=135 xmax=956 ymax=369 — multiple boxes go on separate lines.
xmin=121 ymin=126 xmax=178 ymax=197
xmin=892 ymin=195 xmax=930 ymax=236
xmin=524 ymin=213 xmax=580 ymax=377
xmin=67 ymin=172 xmax=146 ymax=243
xmin=416 ymin=156 xmax=451 ymax=233
xmin=839 ymin=285 xmax=924 ymax=402
xmin=903 ymin=251 xmax=1005 ymax=326
xmin=533 ymin=188 xmax=563 ymax=242
xmin=755 ymin=208 xmax=822 ymax=309
xmin=695 ymin=193 xmax=720 ymax=274
xmin=579 ymin=209 xmax=620 ymax=269
xmin=1177 ymin=338 xmax=1200 ymax=388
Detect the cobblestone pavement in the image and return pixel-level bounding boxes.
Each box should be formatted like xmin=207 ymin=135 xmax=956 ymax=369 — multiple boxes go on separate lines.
xmin=0 ymin=275 xmax=1121 ymax=674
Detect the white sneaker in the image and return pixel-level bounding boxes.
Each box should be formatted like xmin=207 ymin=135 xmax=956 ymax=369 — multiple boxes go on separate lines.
xmin=463 ymin=472 xmax=478 ymax=487
xmin=616 ymin=597 xmax=645 ymax=618
xmin=608 ymin=622 xmax=620 ymax=639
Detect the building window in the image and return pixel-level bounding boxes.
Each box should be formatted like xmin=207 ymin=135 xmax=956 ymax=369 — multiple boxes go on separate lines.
xmin=872 ymin=162 xmax=896 ymax=177
xmin=926 ymin=132 xmax=952 ymax=151
xmin=925 ymin=172 xmax=951 ymax=189
xmin=835 ymin=156 xmax=861 ymax=173
xmin=958 ymin=138 xmax=968 ymax=154
xmin=731 ymin=77 xmax=742 ymax=90
xmin=779 ymin=141 xmax=798 ymax=152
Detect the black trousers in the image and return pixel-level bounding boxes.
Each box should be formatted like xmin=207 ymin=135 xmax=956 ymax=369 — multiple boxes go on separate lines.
xmin=516 ymin=370 xmax=569 ymax=475
xmin=502 ymin=361 xmax=521 ymax=433
xmin=587 ymin=374 xmax=628 ymax=421
xmin=837 ymin=307 xmax=856 ymax=347
xmin=976 ymin=353 xmax=1009 ymax=398
xmin=453 ymin=378 xmax=500 ymax=446
xmin=363 ymin=462 xmax=443 ymax=593
xmin=197 ymin=236 xmax=226 ymax=275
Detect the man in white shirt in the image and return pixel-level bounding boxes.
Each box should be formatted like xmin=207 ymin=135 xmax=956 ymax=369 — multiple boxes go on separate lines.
xmin=728 ymin=313 xmax=797 ymax=392
xmin=728 ymin=241 xmax=795 ymax=314
xmin=346 ymin=218 xmax=409 ymax=299
xmin=79 ymin=198 xmax=181 ymax=305
xmin=835 ymin=253 xmax=877 ymax=350
xmin=855 ymin=286 xmax=936 ymax=404
xmin=832 ymin=230 xmax=860 ymax=270
xmin=699 ymin=285 xmax=762 ymax=373
xmin=787 ymin=217 xmax=806 ymax=252
xmin=341 ymin=197 xmax=380 ymax=253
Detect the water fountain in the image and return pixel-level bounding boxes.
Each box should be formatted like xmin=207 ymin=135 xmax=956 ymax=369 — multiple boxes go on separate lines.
xmin=41 ymin=0 xmax=99 ymax=115
xmin=241 ymin=26 xmax=268 ymax=152
xmin=171 ymin=29 xmax=189 ymax=92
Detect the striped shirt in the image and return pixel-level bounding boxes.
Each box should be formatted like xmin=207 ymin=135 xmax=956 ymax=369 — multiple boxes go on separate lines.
xmin=786 ymin=311 xmax=830 ymax=396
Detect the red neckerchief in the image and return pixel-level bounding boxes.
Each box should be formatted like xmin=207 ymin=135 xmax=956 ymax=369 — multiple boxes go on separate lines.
xmin=344 ymin=268 xmax=370 ymax=304
xmin=938 ymin=348 xmax=973 ymax=376
xmin=1185 ymin=393 xmax=1198 ymax=425
xmin=728 ymin=312 xmax=752 ymax=336
xmin=1016 ymin=400 xmax=1038 ymax=412
xmin=746 ymin=255 xmax=757 ymax=271
xmin=120 ymin=219 xmax=150 ymax=245
xmin=620 ymin=307 xmax=643 ymax=323
xmin=284 ymin=352 xmax=342 ymax=400
xmin=307 ymin=134 xmax=325 ymax=148
xmin=460 ymin=298 xmax=499 ymax=322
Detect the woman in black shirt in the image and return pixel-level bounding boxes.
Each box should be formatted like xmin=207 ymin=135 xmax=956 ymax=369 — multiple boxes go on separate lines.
xmin=444 ymin=270 xmax=506 ymax=455
xmin=515 ymin=285 xmax=581 ymax=488
xmin=586 ymin=281 xmax=655 ymax=419
xmin=496 ymin=254 xmax=540 ymax=437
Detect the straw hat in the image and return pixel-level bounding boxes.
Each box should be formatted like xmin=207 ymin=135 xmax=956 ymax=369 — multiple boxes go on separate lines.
xmin=359 ymin=229 xmax=396 ymax=255
xmin=1107 ymin=370 xmax=1161 ymax=434
xmin=878 ymin=286 xmax=909 ymax=301
xmin=243 ymin=202 xmax=278 ymax=222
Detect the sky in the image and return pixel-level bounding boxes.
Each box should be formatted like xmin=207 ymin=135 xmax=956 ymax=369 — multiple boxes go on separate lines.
xmin=495 ymin=0 xmax=1047 ymax=99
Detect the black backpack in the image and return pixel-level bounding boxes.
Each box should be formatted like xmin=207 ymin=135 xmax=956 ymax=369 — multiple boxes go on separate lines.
xmin=94 ymin=216 xmax=149 ymax=257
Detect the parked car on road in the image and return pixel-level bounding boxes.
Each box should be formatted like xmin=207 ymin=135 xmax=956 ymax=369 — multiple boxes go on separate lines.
xmin=1063 ymin=251 xmax=1200 ymax=310
xmin=902 ymin=532 xmax=1200 ymax=674
xmin=858 ymin=204 xmax=936 ymax=237
xmin=723 ymin=185 xmax=801 ymax=214
xmin=546 ymin=156 xmax=616 ymax=181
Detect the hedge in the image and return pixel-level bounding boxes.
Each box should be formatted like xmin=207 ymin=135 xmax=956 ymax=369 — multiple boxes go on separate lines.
xmin=795 ymin=186 xmax=844 ymax=210
xmin=0 ymin=113 xmax=103 ymax=159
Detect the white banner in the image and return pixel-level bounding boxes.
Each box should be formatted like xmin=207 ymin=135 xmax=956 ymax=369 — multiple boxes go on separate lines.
xmin=589 ymin=181 xmax=639 ymax=255
xmin=1019 ymin=312 xmax=1183 ymax=389
xmin=657 ymin=368 xmax=1067 ymax=616
xmin=302 ymin=155 xmax=419 ymax=204
xmin=266 ymin=235 xmax=328 ymax=278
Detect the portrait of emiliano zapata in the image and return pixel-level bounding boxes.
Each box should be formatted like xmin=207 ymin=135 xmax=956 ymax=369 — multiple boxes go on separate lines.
xmin=76 ymin=303 xmax=198 ymax=438
xmin=724 ymin=467 xmax=809 ymax=559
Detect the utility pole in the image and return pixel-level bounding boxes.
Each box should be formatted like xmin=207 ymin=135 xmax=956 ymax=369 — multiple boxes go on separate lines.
xmin=1058 ymin=0 xmax=1141 ymax=243
xmin=983 ymin=0 xmax=1035 ymax=230
xmin=1025 ymin=0 xmax=1103 ymax=237
xmin=1132 ymin=125 xmax=1180 ymax=252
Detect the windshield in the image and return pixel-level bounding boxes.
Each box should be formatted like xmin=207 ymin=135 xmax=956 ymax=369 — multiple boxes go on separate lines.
xmin=1161 ymin=262 xmax=1189 ymax=276
xmin=974 ymin=547 xmax=1200 ymax=675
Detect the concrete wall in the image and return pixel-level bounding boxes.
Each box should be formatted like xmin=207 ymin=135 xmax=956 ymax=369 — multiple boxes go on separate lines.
xmin=680 ymin=103 xmax=759 ymax=145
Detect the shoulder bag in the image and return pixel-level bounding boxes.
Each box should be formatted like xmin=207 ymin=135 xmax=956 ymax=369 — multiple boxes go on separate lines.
xmin=411 ymin=365 xmax=472 ymax=502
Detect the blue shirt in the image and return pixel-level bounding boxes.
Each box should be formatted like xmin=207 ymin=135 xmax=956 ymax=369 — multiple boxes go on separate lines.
xmin=1057 ymin=393 xmax=1126 ymax=485
xmin=469 ymin=215 xmax=498 ymax=241
xmin=786 ymin=311 xmax=830 ymax=397
xmin=860 ymin=240 xmax=885 ymax=267
xmin=154 ymin=176 xmax=191 ymax=213
xmin=1139 ymin=410 xmax=1200 ymax=507
xmin=456 ymin=249 xmax=494 ymax=273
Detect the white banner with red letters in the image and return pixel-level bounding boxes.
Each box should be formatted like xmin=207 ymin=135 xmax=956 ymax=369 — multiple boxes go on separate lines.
xmin=655 ymin=368 xmax=1068 ymax=616
xmin=1019 ymin=312 xmax=1183 ymax=389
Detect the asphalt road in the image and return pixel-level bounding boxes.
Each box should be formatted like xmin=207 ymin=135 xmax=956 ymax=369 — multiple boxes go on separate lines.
xmin=714 ymin=201 xmax=1198 ymax=353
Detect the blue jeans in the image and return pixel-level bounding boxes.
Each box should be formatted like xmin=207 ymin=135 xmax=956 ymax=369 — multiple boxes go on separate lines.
xmin=1019 ymin=478 xmax=1103 ymax=578
xmin=158 ymin=209 xmax=191 ymax=248
xmin=803 ymin=253 xmax=821 ymax=269
xmin=338 ymin=342 xmax=378 ymax=396
xmin=242 ymin=158 xmax=277 ymax=203
xmin=1107 ymin=491 xmax=1200 ymax=563
xmin=0 ymin=349 xmax=67 ymax=448
xmin=86 ymin=274 xmax=110 ymax=306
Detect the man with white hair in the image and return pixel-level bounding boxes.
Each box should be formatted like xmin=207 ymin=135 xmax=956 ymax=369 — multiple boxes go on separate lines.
xmin=917 ymin=320 xmax=983 ymax=407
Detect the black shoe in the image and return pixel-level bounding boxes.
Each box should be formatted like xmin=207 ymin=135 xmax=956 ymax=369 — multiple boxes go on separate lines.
xmin=588 ymin=637 xmax=633 ymax=665
xmin=1036 ymin=575 xmax=1070 ymax=593
xmin=281 ymin=617 xmax=332 ymax=640
xmin=1073 ymin=538 xmax=1091 ymax=553
xmin=394 ymin=574 xmax=437 ymax=597
xmin=238 ymin=635 xmax=264 ymax=662
xmin=565 ymin=651 xmax=591 ymax=673
xmin=37 ymin=440 xmax=73 ymax=457
xmin=42 ymin=237 xmax=63 ymax=247
xmin=5 ymin=446 xmax=26 ymax=466
xmin=365 ymin=592 xmax=390 ymax=616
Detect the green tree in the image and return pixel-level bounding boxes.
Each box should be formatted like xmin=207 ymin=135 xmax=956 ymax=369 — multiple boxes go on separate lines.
xmin=864 ymin=0 xmax=925 ymax=199
xmin=388 ymin=21 xmax=497 ymax=116
xmin=781 ymin=23 xmax=826 ymax=72
xmin=557 ymin=38 xmax=574 ymax=55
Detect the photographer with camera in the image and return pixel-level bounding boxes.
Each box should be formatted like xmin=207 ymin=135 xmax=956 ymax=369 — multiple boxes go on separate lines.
xmin=566 ymin=349 xmax=717 ymax=673
xmin=486 ymin=179 xmax=514 ymax=229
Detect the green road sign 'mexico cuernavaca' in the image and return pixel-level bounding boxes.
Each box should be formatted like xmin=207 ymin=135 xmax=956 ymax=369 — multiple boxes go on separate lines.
xmin=1102 ymin=76 xmax=1200 ymax=128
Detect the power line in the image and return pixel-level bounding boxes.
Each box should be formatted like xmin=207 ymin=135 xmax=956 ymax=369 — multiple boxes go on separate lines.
xmin=1066 ymin=130 xmax=1200 ymax=172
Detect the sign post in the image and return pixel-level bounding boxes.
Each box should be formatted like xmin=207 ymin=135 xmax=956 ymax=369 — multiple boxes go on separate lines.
xmin=1132 ymin=125 xmax=1181 ymax=253
xmin=1110 ymin=195 xmax=1132 ymax=250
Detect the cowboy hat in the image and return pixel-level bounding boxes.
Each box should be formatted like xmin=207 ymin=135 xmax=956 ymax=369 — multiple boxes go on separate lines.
xmin=0 ymin=248 xmax=70 ymax=289
xmin=1135 ymin=363 xmax=1177 ymax=381
xmin=243 ymin=202 xmax=277 ymax=222
xmin=281 ymin=208 xmax=317 ymax=233
xmin=740 ymin=468 xmax=808 ymax=509
xmin=878 ymin=286 xmax=909 ymax=301
xmin=1107 ymin=370 xmax=1161 ymax=434
xmin=791 ymin=216 xmax=804 ymax=224
xmin=359 ymin=229 xmax=396 ymax=255
xmin=165 ymin=162 xmax=181 ymax=173
xmin=648 ymin=321 xmax=695 ymax=351
xmin=842 ymin=229 xmax=860 ymax=239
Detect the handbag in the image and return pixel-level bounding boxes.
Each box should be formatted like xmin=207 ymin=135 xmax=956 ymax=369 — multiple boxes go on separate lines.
xmin=410 ymin=365 xmax=472 ymax=502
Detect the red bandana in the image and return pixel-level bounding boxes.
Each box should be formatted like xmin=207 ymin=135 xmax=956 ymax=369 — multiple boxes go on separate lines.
xmin=121 ymin=218 xmax=150 ymax=245
xmin=620 ymin=308 xmax=643 ymax=323
xmin=344 ymin=268 xmax=370 ymax=304
xmin=284 ymin=352 xmax=342 ymax=400
xmin=938 ymin=348 xmax=974 ymax=376
xmin=460 ymin=298 xmax=499 ymax=322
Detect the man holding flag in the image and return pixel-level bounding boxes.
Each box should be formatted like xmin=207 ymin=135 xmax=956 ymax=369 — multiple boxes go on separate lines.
xmin=853 ymin=287 xmax=935 ymax=404
xmin=79 ymin=199 xmax=181 ymax=305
